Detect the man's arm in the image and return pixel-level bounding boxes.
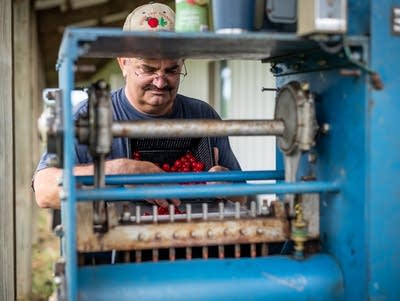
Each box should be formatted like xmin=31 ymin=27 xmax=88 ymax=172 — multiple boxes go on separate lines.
xmin=33 ymin=158 xmax=167 ymax=209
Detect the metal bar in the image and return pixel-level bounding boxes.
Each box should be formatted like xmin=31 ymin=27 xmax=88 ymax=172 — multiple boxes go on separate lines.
xmin=76 ymin=181 xmax=341 ymax=201
xmin=235 ymin=202 xmax=240 ymax=258
xmin=250 ymin=244 xmax=257 ymax=258
xmin=93 ymin=155 xmax=107 ymax=229
xmin=186 ymin=203 xmax=192 ymax=260
xmin=111 ymin=119 xmax=285 ymax=138
xmin=169 ymin=204 xmax=175 ymax=261
xmin=202 ymin=203 xmax=208 ymax=259
xmin=135 ymin=250 xmax=141 ymax=263
xmin=76 ymin=170 xmax=285 ymax=185
xmin=128 ymin=211 xmax=249 ymax=223
xmin=59 ymin=43 xmax=78 ymax=301
xmin=261 ymin=243 xmax=269 ymax=256
xmin=77 ymin=254 xmax=344 ymax=301
xmin=62 ymin=28 xmax=321 ymax=60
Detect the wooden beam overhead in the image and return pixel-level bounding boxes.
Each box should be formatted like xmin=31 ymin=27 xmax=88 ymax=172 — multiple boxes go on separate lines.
xmin=37 ymin=0 xmax=171 ymax=34
xmin=35 ymin=0 xmax=174 ymax=85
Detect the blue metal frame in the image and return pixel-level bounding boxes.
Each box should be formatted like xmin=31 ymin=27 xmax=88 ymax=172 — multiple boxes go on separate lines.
xmin=56 ymin=1 xmax=400 ymax=300
xmin=369 ymin=1 xmax=400 ymax=299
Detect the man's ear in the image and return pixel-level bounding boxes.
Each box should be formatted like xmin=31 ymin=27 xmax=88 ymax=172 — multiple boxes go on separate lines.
xmin=117 ymin=57 xmax=129 ymax=77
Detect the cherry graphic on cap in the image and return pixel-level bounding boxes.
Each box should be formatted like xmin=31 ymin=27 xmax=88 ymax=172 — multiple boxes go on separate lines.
xmin=147 ymin=17 xmax=159 ymax=28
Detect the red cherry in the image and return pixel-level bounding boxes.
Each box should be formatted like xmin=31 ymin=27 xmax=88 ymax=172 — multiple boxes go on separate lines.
xmin=133 ymin=151 xmax=141 ymax=160
xmin=197 ymin=162 xmax=205 ymax=171
xmin=174 ymin=207 xmax=183 ymax=214
xmin=147 ymin=17 xmax=159 ymax=28
xmin=158 ymin=206 xmax=168 ymax=215
xmin=162 ymin=163 xmax=171 ymax=172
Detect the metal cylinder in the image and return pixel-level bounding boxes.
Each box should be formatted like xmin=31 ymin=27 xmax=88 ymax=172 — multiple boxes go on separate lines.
xmin=76 ymin=181 xmax=340 ymax=201
xmin=111 ymin=119 xmax=285 ymax=138
xmin=77 ymin=254 xmax=344 ymax=301
xmin=75 ymin=170 xmax=285 ymax=185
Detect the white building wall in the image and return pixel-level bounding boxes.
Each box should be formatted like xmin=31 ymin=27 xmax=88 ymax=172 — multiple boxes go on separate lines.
xmin=226 ymin=60 xmax=276 ymax=172
xmin=178 ymin=59 xmax=211 ymax=103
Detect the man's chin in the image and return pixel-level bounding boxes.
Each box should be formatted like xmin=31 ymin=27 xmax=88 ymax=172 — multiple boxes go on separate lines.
xmin=143 ymin=100 xmax=173 ymax=115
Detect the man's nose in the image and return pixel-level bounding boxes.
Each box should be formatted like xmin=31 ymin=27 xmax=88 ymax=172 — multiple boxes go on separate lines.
xmin=152 ymin=75 xmax=169 ymax=88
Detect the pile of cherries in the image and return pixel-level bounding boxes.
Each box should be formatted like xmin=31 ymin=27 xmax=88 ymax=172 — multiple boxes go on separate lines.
xmin=133 ymin=150 xmax=206 ymax=172
xmin=133 ymin=150 xmax=206 ymax=216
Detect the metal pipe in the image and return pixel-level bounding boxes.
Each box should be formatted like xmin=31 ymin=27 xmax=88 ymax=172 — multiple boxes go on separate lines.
xmin=76 ymin=181 xmax=341 ymax=201
xmin=77 ymin=255 xmax=344 ymax=301
xmin=76 ymin=170 xmax=285 ymax=185
xmin=59 ymin=53 xmax=78 ymax=301
xmin=111 ymin=119 xmax=285 ymax=138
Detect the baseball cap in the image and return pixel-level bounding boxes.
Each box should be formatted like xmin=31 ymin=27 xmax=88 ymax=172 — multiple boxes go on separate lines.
xmin=123 ymin=3 xmax=175 ymax=31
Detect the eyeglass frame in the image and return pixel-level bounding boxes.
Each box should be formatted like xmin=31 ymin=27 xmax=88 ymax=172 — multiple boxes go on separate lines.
xmin=133 ymin=61 xmax=187 ymax=81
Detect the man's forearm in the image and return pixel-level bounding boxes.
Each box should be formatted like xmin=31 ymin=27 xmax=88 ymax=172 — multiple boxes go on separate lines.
xmin=33 ymin=164 xmax=94 ymax=209
xmin=33 ymin=159 xmax=164 ymax=209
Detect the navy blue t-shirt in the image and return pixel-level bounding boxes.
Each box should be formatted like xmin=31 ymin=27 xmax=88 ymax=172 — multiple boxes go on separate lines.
xmin=36 ymin=87 xmax=241 ymax=171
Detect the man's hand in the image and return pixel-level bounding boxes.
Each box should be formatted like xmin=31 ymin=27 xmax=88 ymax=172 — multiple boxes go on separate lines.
xmin=105 ymin=158 xmax=180 ymax=208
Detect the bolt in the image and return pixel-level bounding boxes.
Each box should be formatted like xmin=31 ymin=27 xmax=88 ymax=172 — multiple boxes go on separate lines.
xmin=122 ymin=211 xmax=131 ymax=222
xmin=308 ymin=152 xmax=317 ymax=163
xmin=224 ymin=228 xmax=231 ymax=236
xmin=320 ymin=123 xmax=331 ymax=134
xmin=300 ymin=82 xmax=310 ymax=91
xmin=256 ymin=228 xmax=264 ymax=235
xmin=54 ymin=276 xmax=62 ymax=286
xmin=54 ymin=225 xmax=64 ymax=238
xmin=207 ymin=230 xmax=214 ymax=238
xmin=155 ymin=232 xmax=162 ymax=240
xmin=190 ymin=231 xmax=200 ymax=239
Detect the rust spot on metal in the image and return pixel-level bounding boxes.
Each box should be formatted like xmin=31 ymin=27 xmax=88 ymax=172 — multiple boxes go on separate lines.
xmin=370 ymin=72 xmax=384 ymax=90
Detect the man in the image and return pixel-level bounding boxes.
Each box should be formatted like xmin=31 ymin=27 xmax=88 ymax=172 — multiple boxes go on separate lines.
xmin=33 ymin=3 xmax=242 ymax=209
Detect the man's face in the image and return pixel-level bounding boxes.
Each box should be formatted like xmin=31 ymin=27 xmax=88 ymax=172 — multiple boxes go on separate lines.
xmin=118 ymin=57 xmax=184 ymax=116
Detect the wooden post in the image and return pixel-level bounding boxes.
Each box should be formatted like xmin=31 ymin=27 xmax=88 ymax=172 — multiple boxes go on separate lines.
xmin=0 ymin=0 xmax=15 ymax=300
xmin=30 ymin=0 xmax=46 ymax=246
xmin=14 ymin=0 xmax=34 ymax=299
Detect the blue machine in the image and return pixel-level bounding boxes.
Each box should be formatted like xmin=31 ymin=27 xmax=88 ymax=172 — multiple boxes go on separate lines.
xmin=43 ymin=0 xmax=400 ymax=300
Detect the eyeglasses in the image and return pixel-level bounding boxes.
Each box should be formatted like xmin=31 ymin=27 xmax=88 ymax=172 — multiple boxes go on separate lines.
xmin=134 ymin=63 xmax=187 ymax=81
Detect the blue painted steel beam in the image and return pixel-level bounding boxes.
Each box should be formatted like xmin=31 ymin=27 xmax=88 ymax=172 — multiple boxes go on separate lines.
xmin=77 ymin=255 xmax=344 ymax=301
xmin=76 ymin=170 xmax=285 ymax=185
xmin=76 ymin=181 xmax=340 ymax=201
xmin=369 ymin=0 xmax=400 ymax=299
xmin=58 ymin=37 xmax=79 ymax=301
